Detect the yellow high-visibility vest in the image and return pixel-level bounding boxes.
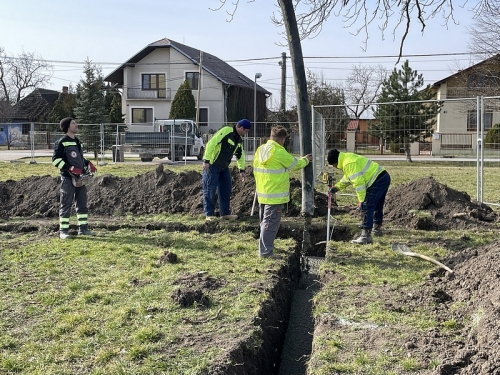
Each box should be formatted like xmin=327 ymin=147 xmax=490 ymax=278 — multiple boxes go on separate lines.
xmin=253 ymin=140 xmax=309 ymax=205
xmin=336 ymin=152 xmax=385 ymax=202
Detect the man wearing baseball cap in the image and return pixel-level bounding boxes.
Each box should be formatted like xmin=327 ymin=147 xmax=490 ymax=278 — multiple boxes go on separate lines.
xmin=202 ymin=119 xmax=251 ymax=222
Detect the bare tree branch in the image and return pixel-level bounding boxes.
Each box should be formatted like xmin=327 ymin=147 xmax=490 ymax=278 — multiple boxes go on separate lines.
xmin=467 ymin=0 xmax=500 ymax=57
xmin=344 ymin=64 xmax=387 ymax=118
xmin=269 ymin=0 xmax=468 ymax=61
xmin=209 ymin=0 xmax=255 ymax=22
xmin=0 ymin=48 xmax=53 ymax=104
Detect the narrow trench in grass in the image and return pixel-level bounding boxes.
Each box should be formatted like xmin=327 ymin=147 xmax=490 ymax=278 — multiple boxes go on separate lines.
xmin=273 ymin=225 xmax=352 ymax=375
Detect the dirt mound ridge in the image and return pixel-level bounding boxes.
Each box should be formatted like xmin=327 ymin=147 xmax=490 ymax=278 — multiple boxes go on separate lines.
xmin=384 ymin=177 xmax=497 ymax=230
xmin=0 ymin=165 xmax=329 ymax=220
xmin=393 ymin=240 xmax=500 ymax=374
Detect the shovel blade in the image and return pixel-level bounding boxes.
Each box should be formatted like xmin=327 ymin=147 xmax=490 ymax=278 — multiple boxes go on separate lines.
xmin=391 ymin=243 xmax=412 ymax=254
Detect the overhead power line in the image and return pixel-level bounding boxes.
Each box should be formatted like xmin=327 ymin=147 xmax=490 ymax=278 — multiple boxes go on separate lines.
xmin=4 ymin=51 xmax=480 ymax=66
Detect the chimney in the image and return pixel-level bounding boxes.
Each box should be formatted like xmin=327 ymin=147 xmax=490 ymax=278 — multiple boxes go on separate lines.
xmin=62 ymin=86 xmax=68 ymax=94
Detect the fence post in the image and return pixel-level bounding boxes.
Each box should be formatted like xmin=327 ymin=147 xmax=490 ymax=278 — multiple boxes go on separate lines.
xmin=29 ymin=122 xmax=36 ymax=164
xmin=99 ymin=123 xmax=107 ymax=166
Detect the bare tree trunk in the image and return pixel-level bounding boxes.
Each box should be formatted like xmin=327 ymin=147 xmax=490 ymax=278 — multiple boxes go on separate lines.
xmin=279 ymin=0 xmax=314 ymax=254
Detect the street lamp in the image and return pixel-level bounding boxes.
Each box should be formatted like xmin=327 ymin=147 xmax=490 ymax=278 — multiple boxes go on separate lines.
xmin=254 ymin=73 xmax=262 ymax=153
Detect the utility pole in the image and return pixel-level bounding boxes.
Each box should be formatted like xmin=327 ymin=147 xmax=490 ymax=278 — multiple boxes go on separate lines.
xmin=195 ymin=51 xmax=203 ymax=123
xmin=280 ymin=52 xmax=286 ymax=113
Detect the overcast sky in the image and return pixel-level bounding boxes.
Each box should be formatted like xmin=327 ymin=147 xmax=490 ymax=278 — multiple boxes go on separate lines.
xmin=1 ymin=0 xmax=479 ymax=109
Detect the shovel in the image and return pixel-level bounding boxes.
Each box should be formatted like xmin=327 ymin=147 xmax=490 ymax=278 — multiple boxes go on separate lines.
xmin=391 ymin=243 xmax=453 ymax=273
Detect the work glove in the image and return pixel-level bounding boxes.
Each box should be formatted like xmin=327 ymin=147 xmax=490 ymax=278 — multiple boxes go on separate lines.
xmin=329 ymin=186 xmax=338 ymax=194
xmin=88 ymin=161 xmax=97 ymax=173
xmin=68 ymin=166 xmax=82 ymax=176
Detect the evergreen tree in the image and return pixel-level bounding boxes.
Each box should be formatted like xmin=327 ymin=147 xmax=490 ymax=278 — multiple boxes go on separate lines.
xmin=104 ymin=85 xmax=123 ymax=123
xmin=108 ymin=93 xmax=124 ymax=123
xmin=49 ymin=85 xmax=77 ymax=124
xmin=74 ymin=59 xmax=107 ymax=159
xmin=169 ymin=80 xmax=196 ymax=119
xmin=372 ymin=60 xmax=441 ymax=162
xmin=485 ymin=123 xmax=500 ymax=148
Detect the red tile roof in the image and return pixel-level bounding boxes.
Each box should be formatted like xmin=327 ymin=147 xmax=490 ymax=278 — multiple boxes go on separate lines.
xmin=347 ymin=119 xmax=359 ymax=131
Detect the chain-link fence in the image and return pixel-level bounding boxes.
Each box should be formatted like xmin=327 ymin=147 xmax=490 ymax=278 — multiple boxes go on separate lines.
xmin=0 ymin=121 xmax=302 ymax=164
xmin=312 ymin=96 xmax=500 ymax=206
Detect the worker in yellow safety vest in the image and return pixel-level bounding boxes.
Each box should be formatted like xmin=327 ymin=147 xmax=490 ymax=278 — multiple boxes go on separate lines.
xmin=253 ymin=126 xmax=312 ymax=258
xmin=327 ymin=149 xmax=391 ymax=244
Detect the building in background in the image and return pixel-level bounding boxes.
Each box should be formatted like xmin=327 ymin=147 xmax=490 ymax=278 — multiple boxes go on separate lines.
xmin=104 ymin=38 xmax=271 ymax=134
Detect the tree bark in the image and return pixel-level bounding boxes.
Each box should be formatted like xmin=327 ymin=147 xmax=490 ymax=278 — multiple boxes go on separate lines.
xmin=278 ymin=0 xmax=314 ymax=215
xmin=278 ymin=0 xmax=315 ymax=254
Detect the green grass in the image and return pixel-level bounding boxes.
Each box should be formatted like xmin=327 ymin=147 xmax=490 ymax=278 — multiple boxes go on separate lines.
xmin=308 ymin=226 xmax=499 ymax=374
xmin=2 ymin=158 xmax=500 ymax=374
xmin=0 ymin=227 xmax=296 ymax=374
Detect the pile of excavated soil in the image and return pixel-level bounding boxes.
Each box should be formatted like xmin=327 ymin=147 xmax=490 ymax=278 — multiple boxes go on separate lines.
xmin=383 ymin=176 xmax=497 ymax=230
xmin=1 ymin=171 xmax=497 ymax=232
xmin=0 ymin=165 xmax=329 ymax=220
xmin=317 ymin=239 xmax=500 ymax=375
xmin=393 ymin=240 xmax=500 ymax=374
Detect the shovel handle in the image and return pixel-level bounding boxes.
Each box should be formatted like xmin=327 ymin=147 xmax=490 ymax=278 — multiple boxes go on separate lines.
xmin=404 ymin=252 xmax=454 ymax=273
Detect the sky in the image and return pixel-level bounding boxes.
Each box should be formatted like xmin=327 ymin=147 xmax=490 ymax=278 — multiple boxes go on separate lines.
xmin=0 ymin=0 xmax=481 ymax=110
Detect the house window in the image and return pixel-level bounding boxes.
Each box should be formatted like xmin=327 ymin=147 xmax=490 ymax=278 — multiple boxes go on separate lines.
xmin=197 ymin=108 xmax=208 ymax=127
xmin=142 ymin=74 xmax=166 ymax=98
xmin=132 ymin=108 xmax=153 ymax=123
xmin=467 ymin=110 xmax=493 ymax=131
xmin=186 ymin=72 xmax=199 ymax=90
xmin=22 ymin=124 xmax=30 ymax=135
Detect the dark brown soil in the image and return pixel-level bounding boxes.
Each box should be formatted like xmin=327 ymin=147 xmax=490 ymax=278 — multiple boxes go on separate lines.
xmin=0 ymin=165 xmax=328 ymax=219
xmin=1 ymin=169 xmax=500 ymax=374
xmin=384 ymin=176 xmax=497 ymax=230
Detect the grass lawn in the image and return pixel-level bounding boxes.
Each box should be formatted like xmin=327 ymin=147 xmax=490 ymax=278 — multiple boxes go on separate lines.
xmin=0 ymin=221 xmax=296 ymax=374
xmin=1 ymin=159 xmax=500 ymax=374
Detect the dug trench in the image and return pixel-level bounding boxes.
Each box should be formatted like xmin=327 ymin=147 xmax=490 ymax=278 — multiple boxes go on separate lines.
xmin=1 ymin=165 xmax=500 ymax=374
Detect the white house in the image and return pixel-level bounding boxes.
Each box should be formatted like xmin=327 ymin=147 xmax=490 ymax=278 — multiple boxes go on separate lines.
xmin=104 ymin=38 xmax=271 ymax=134
xmin=431 ymin=54 xmax=500 ymax=153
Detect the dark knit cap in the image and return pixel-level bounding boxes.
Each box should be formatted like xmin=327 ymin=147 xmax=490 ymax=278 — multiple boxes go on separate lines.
xmin=60 ymin=117 xmax=73 ymax=133
xmin=327 ymin=149 xmax=340 ymax=165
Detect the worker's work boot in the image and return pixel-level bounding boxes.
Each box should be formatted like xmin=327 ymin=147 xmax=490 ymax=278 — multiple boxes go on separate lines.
xmin=78 ymin=225 xmax=96 ymax=236
xmin=351 ymin=229 xmax=373 ymax=244
xmin=372 ymin=223 xmax=384 ymax=237
xmin=221 ymin=214 xmax=238 ymax=221
xmin=59 ymin=230 xmax=70 ymax=240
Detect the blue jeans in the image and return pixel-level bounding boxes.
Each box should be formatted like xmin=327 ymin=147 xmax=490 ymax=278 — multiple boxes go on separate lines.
xmin=202 ymin=165 xmax=232 ymax=217
xmin=359 ymin=171 xmax=391 ymax=230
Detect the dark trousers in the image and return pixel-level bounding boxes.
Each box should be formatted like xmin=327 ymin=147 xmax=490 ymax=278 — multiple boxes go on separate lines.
xmin=59 ymin=177 xmax=88 ymax=230
xmin=359 ymin=172 xmax=391 ymax=230
xmin=202 ymin=165 xmax=232 ymax=217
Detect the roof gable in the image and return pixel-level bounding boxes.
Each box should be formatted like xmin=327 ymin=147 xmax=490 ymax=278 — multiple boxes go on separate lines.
xmin=105 ymin=38 xmax=270 ymax=95
xmin=8 ymin=88 xmax=60 ymax=122
xmin=433 ymin=54 xmax=500 ymax=86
